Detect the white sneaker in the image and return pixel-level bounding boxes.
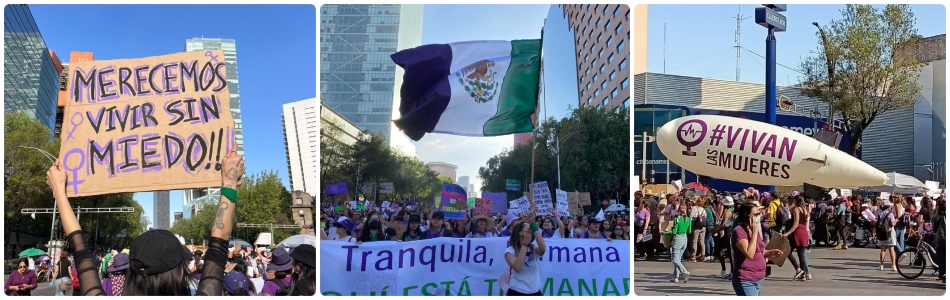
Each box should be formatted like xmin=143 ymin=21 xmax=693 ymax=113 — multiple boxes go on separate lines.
xmin=892 ymin=266 xmax=898 ymax=272
xmin=670 ymin=278 xmax=679 ymax=283
xmin=879 ymin=265 xmax=884 ymax=271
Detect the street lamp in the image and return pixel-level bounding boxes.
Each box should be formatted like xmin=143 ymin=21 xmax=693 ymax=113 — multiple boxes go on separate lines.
xmin=812 ymin=22 xmax=836 ymax=130
xmin=556 ymin=130 xmax=592 ymax=188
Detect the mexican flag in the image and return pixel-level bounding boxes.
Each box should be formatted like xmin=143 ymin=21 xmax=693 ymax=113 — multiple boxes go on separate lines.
xmin=391 ymin=40 xmax=541 ymax=141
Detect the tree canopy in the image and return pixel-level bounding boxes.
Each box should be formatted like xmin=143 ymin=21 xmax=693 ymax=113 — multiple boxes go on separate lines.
xmin=798 ymin=4 xmax=922 ymax=155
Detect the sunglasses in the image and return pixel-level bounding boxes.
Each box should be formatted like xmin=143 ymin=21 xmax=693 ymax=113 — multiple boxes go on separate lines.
xmin=18 ymin=265 xmax=27 ymax=269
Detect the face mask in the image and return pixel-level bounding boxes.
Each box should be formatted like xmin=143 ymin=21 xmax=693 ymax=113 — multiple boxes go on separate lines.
xmin=753 ymin=216 xmax=762 ymax=224
xmin=369 ymin=220 xmax=382 ymax=230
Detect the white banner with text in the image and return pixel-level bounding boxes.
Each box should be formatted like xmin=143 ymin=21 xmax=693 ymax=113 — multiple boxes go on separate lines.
xmin=320 ymin=238 xmax=630 ymax=296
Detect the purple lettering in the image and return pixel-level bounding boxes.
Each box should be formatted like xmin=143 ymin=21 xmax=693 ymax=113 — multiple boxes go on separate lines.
xmin=726 ymin=126 xmax=744 ymax=148
xmin=420 ymin=245 xmax=436 ymax=272
xmin=739 ymin=128 xmax=750 ymax=151
xmin=117 ymin=134 xmax=140 ymax=173
xmin=375 ymin=250 xmax=393 ymax=271
xmin=398 ymin=248 xmax=416 ymax=268
xmin=343 ymin=245 xmax=358 ymax=272
xmin=750 ymin=131 xmax=768 ymax=153
xmin=778 ymin=137 xmax=797 ymax=162
xmin=62 ymin=148 xmax=86 ymax=195
xmin=761 ymin=134 xmax=777 ymax=158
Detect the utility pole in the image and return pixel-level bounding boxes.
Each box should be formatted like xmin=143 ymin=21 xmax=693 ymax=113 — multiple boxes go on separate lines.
xmin=733 ymin=9 xmax=751 ymax=82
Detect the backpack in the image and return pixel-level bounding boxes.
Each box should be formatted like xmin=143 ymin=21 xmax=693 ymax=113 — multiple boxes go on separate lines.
xmin=775 ymin=206 xmax=792 ymax=231
xmin=875 ymin=210 xmax=893 ymax=240
xmin=70 ymin=265 xmax=80 ymax=289
xmin=704 ymin=207 xmax=716 ymax=227
xmin=269 ymin=278 xmax=293 ymax=296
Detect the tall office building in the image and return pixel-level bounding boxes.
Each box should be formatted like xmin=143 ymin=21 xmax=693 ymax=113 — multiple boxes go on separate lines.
xmin=320 ymin=4 xmax=423 ymax=156
xmin=458 ymin=176 xmax=470 ymax=193
xmin=153 ymin=191 xmax=170 ymax=230
xmin=564 ymin=4 xmax=630 ymax=110
xmin=426 ymin=162 xmax=457 ymax=183
xmin=4 ymin=5 xmax=61 ymax=136
xmin=55 ymin=52 xmax=95 ymax=138
xmin=183 ymin=38 xmax=243 ymax=209
xmin=283 ymin=98 xmax=319 ymax=197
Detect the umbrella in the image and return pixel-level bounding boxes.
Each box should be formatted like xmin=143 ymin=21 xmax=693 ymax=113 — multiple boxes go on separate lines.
xmin=174 ymin=234 xmax=186 ymax=245
xmin=277 ymin=234 xmax=317 ymax=249
xmin=604 ymin=204 xmax=627 ymax=213
xmin=684 ymin=182 xmax=709 ymax=193
xmin=18 ymin=248 xmax=46 ymax=257
xmin=37 ymin=255 xmax=50 ymax=261
xmin=863 ymin=172 xmax=929 ymax=195
xmin=229 ymin=239 xmax=253 ymax=249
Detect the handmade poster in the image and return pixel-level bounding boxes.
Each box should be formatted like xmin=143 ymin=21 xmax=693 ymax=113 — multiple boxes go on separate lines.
xmin=840 ymin=189 xmax=852 ymax=197
xmin=482 ymin=192 xmax=508 ymax=214
xmin=578 ymin=192 xmax=592 ymax=205
xmin=509 ymin=197 xmax=530 ymax=215
xmin=765 ymin=232 xmax=792 ymax=267
xmin=532 ymin=181 xmax=554 ymax=215
xmin=455 ymin=201 xmax=468 ymax=211
xmin=467 ymin=197 xmax=476 ymax=209
xmin=383 ymin=221 xmax=407 ymax=234
xmin=474 ymin=198 xmax=492 ymax=216
xmin=59 ymin=50 xmax=235 ymax=196
xmin=555 ymin=189 xmax=569 ymax=216
xmin=568 ymin=192 xmax=579 ymax=209
xmin=440 ymin=183 xmax=467 ymax=207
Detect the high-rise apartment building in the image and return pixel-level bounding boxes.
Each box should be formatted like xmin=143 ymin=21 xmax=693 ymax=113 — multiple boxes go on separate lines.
xmin=283 ymin=98 xmax=319 ymax=197
xmin=319 ymin=4 xmax=423 ymax=156
xmin=458 ymin=176 xmax=470 ymax=193
xmin=183 ymin=38 xmax=243 ymax=209
xmin=564 ymin=4 xmax=630 ymax=110
xmin=153 ymin=191 xmax=170 ymax=230
xmin=4 ymin=5 xmax=60 ymax=136
xmin=426 ymin=162 xmax=457 ymax=183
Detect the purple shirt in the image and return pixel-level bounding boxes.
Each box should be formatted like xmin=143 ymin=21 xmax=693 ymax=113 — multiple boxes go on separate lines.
xmin=4 ymin=270 xmax=37 ymax=296
xmin=731 ymin=225 xmax=766 ymax=282
xmin=635 ymin=209 xmax=650 ymax=226
xmin=261 ymin=276 xmax=293 ymax=296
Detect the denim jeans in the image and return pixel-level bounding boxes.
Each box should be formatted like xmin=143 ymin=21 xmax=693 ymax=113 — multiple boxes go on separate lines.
xmin=705 ymin=226 xmax=715 ymax=256
xmin=53 ymin=277 xmax=70 ymax=296
xmin=671 ymin=235 xmax=688 ymax=278
xmin=894 ymin=226 xmax=906 ymax=253
xmin=732 ymin=278 xmax=764 ymax=296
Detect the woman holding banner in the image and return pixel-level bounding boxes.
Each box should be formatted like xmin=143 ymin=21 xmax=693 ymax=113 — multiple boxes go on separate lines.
xmin=46 ymin=144 xmax=244 ymax=296
xmin=504 ymin=210 xmax=546 ymax=296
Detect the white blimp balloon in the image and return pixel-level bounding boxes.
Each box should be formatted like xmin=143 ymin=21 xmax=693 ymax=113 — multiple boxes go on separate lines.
xmin=656 ymin=115 xmax=887 ymax=188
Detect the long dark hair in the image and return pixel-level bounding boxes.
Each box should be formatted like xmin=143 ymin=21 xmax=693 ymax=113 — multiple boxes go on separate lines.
xmin=507 ymin=222 xmax=534 ymax=253
xmin=291 ymin=262 xmax=316 ymax=296
xmin=358 ymin=219 xmax=385 ymax=242
xmin=122 ymin=260 xmax=192 ymax=296
xmin=734 ymin=203 xmax=758 ymax=229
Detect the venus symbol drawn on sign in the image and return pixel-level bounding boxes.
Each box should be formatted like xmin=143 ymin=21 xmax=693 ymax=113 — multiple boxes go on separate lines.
xmin=65 ymin=112 xmax=83 ymax=141
xmin=63 ymin=148 xmax=86 ymax=195
xmin=205 ymin=51 xmax=220 ymax=63
xmin=676 ymin=119 xmax=707 ymax=157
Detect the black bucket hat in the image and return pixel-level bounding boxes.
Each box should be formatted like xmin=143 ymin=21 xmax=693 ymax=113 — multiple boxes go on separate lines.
xmin=128 ymin=229 xmax=188 ymax=275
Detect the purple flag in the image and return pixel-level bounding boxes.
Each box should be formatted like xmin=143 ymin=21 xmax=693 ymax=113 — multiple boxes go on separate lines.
xmin=482 ymin=191 xmax=509 ymax=214
xmin=324 ymin=182 xmax=348 ymax=196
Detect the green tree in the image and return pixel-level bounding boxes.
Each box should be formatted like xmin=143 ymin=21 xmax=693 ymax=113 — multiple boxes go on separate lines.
xmin=320 ymin=120 xmax=352 ymax=191
xmin=798 ymin=4 xmax=922 ymax=156
xmin=4 ymin=112 xmax=60 ymax=253
xmin=478 ymin=106 xmax=630 ymax=204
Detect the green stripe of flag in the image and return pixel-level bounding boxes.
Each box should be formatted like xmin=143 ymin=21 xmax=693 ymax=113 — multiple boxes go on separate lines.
xmin=482 ymin=39 xmax=542 ymax=136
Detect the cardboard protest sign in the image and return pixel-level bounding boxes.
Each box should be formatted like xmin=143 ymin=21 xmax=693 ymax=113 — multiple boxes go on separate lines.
xmin=509 ymin=197 xmax=530 ymax=215
xmin=531 ymin=181 xmax=554 ymax=215
xmin=765 ymin=232 xmax=792 ymax=267
xmin=840 ymin=189 xmax=852 ymax=197
xmin=455 ymin=201 xmax=468 ymax=211
xmin=474 ymin=198 xmax=492 ymax=216
xmin=578 ymin=192 xmax=592 ymax=205
xmin=568 ymin=192 xmax=579 ymax=208
xmin=555 ymin=189 xmax=569 ymax=216
xmin=383 ymin=221 xmax=407 ymax=235
xmin=59 ymin=50 xmax=235 ymax=196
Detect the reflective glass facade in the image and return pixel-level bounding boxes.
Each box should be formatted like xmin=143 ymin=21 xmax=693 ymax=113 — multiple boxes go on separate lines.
xmin=185 ymin=38 xmax=244 ymax=156
xmin=4 ymin=4 xmax=59 ymax=135
xmin=320 ymin=4 xmax=423 ymax=142
xmin=540 ymin=5 xmax=583 ymax=121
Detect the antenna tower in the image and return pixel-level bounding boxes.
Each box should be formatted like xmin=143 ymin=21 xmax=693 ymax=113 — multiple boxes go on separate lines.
xmin=733 ymin=8 xmax=751 ymax=82
xmin=663 ymin=22 xmax=667 ymax=73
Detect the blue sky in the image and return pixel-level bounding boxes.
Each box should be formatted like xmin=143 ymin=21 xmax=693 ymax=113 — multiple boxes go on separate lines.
xmin=645 ymin=4 xmax=946 ymax=85
xmin=412 ymin=4 xmax=550 ymax=194
xmin=30 ymin=4 xmax=317 ymax=227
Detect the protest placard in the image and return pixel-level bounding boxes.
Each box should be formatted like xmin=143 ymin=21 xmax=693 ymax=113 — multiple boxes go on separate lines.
xmin=482 ymin=192 xmax=508 ymax=214
xmin=474 ymin=198 xmax=492 ymax=216
xmin=58 ymin=50 xmax=235 ymax=197
xmin=532 ymin=181 xmax=554 ymax=215
xmin=440 ymin=183 xmax=466 ymax=207
xmin=509 ymin=197 xmax=530 ymax=215
xmin=840 ymin=189 xmax=852 ymax=197
xmin=578 ymin=192 xmax=592 ymax=205
xmin=555 ymin=189 xmax=569 ymax=216
xmin=455 ymin=201 xmax=468 ymax=211
xmin=383 ymin=221 xmax=407 ymax=235
xmin=568 ymin=192 xmax=579 ymax=208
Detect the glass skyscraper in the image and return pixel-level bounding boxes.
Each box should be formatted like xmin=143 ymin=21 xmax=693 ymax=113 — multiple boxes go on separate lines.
xmin=319 ymin=4 xmax=422 ymax=153
xmin=4 ymin=4 xmax=60 ymax=135
xmin=185 ymin=38 xmax=244 ymax=156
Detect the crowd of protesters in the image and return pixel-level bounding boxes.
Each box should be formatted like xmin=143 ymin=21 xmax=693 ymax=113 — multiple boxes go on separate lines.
xmin=634 ymin=185 xmax=947 ymax=296
xmin=5 ymin=145 xmax=316 ymax=296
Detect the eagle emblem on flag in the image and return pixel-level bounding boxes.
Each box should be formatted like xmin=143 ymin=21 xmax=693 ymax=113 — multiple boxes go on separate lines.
xmin=455 ymin=59 xmax=498 ymax=103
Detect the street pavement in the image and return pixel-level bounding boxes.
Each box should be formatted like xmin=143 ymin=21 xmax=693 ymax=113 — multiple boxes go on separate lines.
xmin=634 ymin=246 xmax=946 ymax=296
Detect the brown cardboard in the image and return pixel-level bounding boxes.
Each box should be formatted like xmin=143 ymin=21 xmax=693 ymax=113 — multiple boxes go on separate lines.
xmin=765 ymin=232 xmax=792 ymax=267
xmin=59 ymin=50 xmax=234 ymax=197
xmin=578 ymin=192 xmax=592 ymax=205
